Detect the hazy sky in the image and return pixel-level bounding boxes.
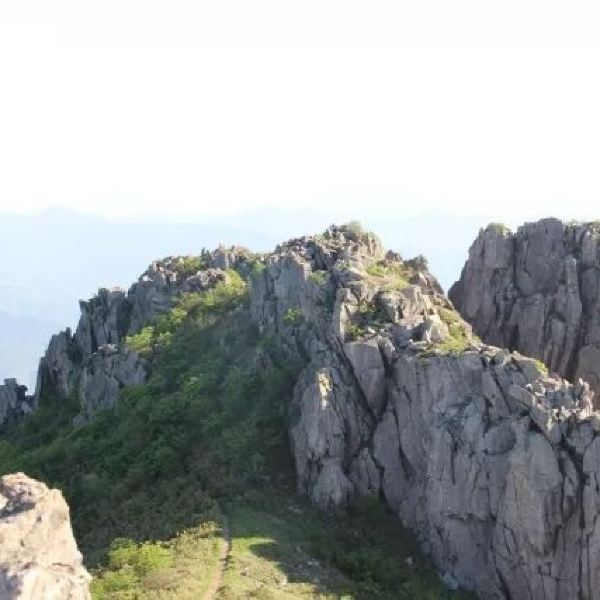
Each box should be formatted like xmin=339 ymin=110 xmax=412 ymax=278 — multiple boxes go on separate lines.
xmin=2 ymin=1 xmax=600 ymax=221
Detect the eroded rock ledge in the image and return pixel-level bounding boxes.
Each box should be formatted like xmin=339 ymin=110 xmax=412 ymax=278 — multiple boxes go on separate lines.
xmin=0 ymin=473 xmax=90 ymax=599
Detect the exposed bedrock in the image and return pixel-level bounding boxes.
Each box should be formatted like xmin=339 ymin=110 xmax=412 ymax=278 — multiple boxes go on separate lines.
xmin=0 ymin=379 xmax=33 ymax=429
xmin=33 ymin=247 xmax=251 ymax=423
xmin=450 ymin=218 xmax=600 ymax=400
xmin=251 ymin=224 xmax=600 ymax=599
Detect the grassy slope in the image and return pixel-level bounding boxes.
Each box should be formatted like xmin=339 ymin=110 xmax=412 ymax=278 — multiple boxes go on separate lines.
xmin=0 ymin=270 xmax=474 ymax=599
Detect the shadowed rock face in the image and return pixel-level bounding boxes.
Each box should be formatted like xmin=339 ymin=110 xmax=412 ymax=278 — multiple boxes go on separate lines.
xmin=0 ymin=473 xmax=90 ymax=599
xmin=250 ymin=224 xmax=600 ymax=599
xmin=0 ymin=379 xmax=33 ymax=428
xmin=449 ymin=218 xmax=600 ymax=399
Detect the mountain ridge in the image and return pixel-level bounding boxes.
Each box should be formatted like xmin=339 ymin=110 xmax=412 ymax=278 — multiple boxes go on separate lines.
xmin=3 ymin=220 xmax=600 ymax=599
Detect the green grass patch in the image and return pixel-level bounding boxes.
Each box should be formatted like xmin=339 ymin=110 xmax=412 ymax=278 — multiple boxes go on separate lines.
xmin=219 ymin=492 xmax=474 ymax=600
xmin=365 ymin=261 xmax=410 ymax=291
xmin=92 ymin=517 xmax=223 ymax=599
xmin=423 ymin=308 xmax=474 ymax=355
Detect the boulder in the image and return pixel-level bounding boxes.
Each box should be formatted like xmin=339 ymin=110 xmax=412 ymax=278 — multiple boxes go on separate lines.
xmin=0 ymin=473 xmax=90 ymax=599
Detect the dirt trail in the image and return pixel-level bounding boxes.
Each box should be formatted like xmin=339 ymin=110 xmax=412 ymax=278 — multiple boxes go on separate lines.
xmin=204 ymin=510 xmax=231 ymax=599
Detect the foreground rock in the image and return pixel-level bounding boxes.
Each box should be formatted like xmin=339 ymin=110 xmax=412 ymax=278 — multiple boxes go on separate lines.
xmin=450 ymin=218 xmax=600 ymax=400
xmin=251 ymin=224 xmax=600 ymax=599
xmin=0 ymin=473 xmax=90 ymax=599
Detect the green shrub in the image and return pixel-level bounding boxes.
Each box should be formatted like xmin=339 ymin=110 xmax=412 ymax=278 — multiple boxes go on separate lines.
xmin=125 ymin=270 xmax=247 ymax=357
xmin=91 ymin=520 xmax=222 ymax=599
xmin=308 ymin=270 xmax=328 ymax=286
xmin=346 ymin=323 xmax=366 ymax=341
xmin=486 ymin=222 xmax=511 ymax=235
xmin=171 ymin=256 xmax=205 ymax=278
xmin=125 ymin=326 xmax=155 ymax=356
xmin=283 ymin=307 xmax=303 ymax=326
xmin=366 ymin=261 xmax=410 ymax=290
xmin=248 ymin=259 xmax=267 ymax=276
xmin=425 ymin=308 xmax=473 ymax=355
xmin=341 ymin=220 xmax=370 ymax=239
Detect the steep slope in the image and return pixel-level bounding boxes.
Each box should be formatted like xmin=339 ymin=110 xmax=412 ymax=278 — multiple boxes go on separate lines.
xmin=5 ymin=222 xmax=600 ymax=599
xmin=0 ymin=247 xmax=463 ymax=599
xmin=449 ymin=218 xmax=600 ymax=397
xmin=249 ymin=224 xmax=600 ymax=599
xmin=0 ymin=247 xmax=255 ymax=430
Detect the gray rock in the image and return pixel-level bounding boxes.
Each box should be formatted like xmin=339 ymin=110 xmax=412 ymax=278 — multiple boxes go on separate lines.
xmin=75 ymin=345 xmax=146 ymax=425
xmin=0 ymin=473 xmax=90 ymax=599
xmin=33 ymin=255 xmax=236 ymax=423
xmin=249 ymin=224 xmax=600 ymax=599
xmin=343 ymin=340 xmax=386 ymax=415
xmin=0 ymin=379 xmax=32 ymax=429
xmin=10 ymin=222 xmax=600 ymax=599
xmin=450 ymin=218 xmax=600 ymax=403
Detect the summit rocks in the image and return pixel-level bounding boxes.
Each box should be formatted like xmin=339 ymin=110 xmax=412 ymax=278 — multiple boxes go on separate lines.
xmin=450 ymin=218 xmax=600 ymax=399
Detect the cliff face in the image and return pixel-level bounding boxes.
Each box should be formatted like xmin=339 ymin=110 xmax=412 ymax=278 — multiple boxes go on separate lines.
xmin=0 ymin=473 xmax=90 ymax=599
xmin=7 ymin=224 xmax=600 ymax=598
xmin=250 ymin=225 xmax=600 ymax=599
xmin=0 ymin=379 xmax=33 ymax=428
xmin=450 ymin=218 xmax=600 ymax=398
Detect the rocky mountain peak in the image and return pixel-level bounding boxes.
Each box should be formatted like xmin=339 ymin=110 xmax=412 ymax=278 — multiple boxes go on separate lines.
xmin=6 ymin=222 xmax=600 ymax=598
xmin=26 ymin=251 xmax=253 ymax=427
xmin=450 ymin=217 xmax=600 ymax=400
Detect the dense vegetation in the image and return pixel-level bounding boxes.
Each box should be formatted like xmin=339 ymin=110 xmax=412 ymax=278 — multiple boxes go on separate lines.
xmin=0 ymin=268 xmax=472 ymax=599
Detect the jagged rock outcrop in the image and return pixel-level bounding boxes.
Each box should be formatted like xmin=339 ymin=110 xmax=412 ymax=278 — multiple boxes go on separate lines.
xmin=34 ymin=248 xmax=252 ymax=423
xmin=0 ymin=380 xmax=33 ymax=429
xmin=0 ymin=473 xmax=90 ymax=599
xmin=250 ymin=223 xmax=600 ymax=599
xmin=449 ymin=218 xmax=600 ymax=400
xmin=9 ymin=221 xmax=600 ymax=598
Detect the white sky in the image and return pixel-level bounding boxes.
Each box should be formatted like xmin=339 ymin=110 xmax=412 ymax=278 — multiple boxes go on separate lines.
xmin=2 ymin=1 xmax=600 ymax=221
